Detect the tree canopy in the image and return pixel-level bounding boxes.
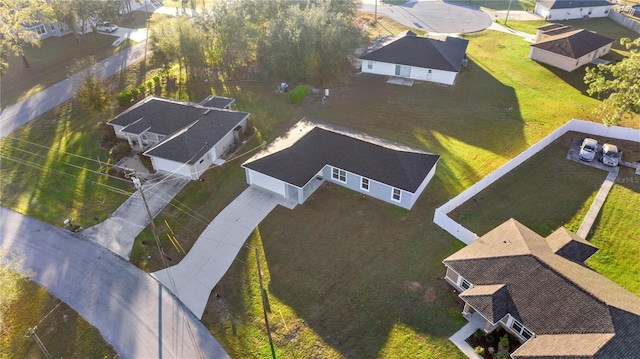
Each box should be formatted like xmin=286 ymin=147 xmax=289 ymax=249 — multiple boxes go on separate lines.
xmin=584 ymin=38 xmax=640 ymax=126
xmin=0 ymin=0 xmax=54 ymax=68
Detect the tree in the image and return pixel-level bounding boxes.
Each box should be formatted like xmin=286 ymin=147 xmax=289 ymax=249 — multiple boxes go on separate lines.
xmin=50 ymin=0 xmax=120 ymax=42
xmin=70 ymin=56 xmax=111 ymax=120
xmin=150 ymin=17 xmax=206 ymax=82
xmin=0 ymin=0 xmax=54 ymax=68
xmin=584 ymin=38 xmax=640 ymax=126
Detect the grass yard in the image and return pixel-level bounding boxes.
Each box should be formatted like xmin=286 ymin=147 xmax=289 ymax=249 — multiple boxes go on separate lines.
xmin=462 ymin=0 xmax=536 ymax=11
xmin=450 ymin=132 xmax=640 ymax=295
xmin=1 ymin=274 xmax=117 ymax=358
xmin=0 ymin=100 xmax=133 ymax=229
xmin=1 ymin=34 xmax=134 ymax=108
xmin=587 ymin=166 xmax=640 ymax=296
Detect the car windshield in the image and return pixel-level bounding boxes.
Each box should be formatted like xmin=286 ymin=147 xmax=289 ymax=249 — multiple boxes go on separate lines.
xmin=584 ymin=145 xmax=595 ymax=152
xmin=605 ymin=150 xmax=618 ymax=157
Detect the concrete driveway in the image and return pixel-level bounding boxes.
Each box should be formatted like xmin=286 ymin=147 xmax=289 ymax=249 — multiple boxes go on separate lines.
xmin=0 ymin=206 xmax=228 ymax=359
xmin=153 ymin=187 xmax=296 ymax=319
xmin=360 ymin=0 xmax=492 ymax=34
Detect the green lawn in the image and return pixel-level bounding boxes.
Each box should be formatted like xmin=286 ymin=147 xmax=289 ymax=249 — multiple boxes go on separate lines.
xmin=0 ymin=101 xmax=133 ymax=229
xmin=1 ymin=274 xmax=117 ymax=358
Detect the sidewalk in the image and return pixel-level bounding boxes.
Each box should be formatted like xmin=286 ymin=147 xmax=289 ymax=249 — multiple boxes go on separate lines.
xmin=577 ymin=167 xmax=620 ymax=238
xmin=152 ymin=187 xmax=296 ymax=318
xmin=449 ymin=322 xmax=483 ymax=359
xmin=80 ymin=173 xmax=189 ymax=259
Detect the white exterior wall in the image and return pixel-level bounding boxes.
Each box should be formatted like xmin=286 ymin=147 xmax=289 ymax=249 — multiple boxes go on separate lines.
xmin=361 ymin=60 xmax=458 ymax=85
xmin=535 ymin=4 xmax=551 ymax=18
xmin=545 ymin=5 xmax=611 ymax=20
xmin=150 ymin=156 xmax=192 ymax=178
xmin=530 ymin=43 xmax=612 ymax=72
xmin=245 ymin=169 xmax=286 ymax=196
xmin=111 ymin=125 xmax=127 ymax=140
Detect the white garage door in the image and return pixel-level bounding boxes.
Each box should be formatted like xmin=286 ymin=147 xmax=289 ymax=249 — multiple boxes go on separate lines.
xmin=248 ymin=170 xmax=285 ymax=196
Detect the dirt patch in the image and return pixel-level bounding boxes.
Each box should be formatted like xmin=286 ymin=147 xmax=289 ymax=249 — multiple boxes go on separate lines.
xmin=423 ymin=287 xmax=437 ymax=302
xmin=404 ymin=281 xmax=422 ymax=293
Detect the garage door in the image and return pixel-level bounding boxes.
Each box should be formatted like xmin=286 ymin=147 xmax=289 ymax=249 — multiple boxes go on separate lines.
xmin=248 ymin=170 xmax=285 ymax=196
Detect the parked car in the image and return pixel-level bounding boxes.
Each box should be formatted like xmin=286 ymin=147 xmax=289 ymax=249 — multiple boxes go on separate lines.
xmin=601 ymin=143 xmax=620 ymax=167
xmin=96 ymin=22 xmax=118 ymax=33
xmin=578 ymin=138 xmax=598 ymax=162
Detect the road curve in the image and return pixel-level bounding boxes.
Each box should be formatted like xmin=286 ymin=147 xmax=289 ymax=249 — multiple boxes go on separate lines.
xmin=0 ymin=206 xmax=229 ymax=359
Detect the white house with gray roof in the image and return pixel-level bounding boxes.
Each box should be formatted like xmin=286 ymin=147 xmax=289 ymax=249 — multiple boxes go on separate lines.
xmin=242 ymin=118 xmax=440 ymax=210
xmin=107 ymin=96 xmax=248 ymax=180
xmin=534 ymin=0 xmax=613 ymax=20
xmin=359 ymin=31 xmax=469 ymax=85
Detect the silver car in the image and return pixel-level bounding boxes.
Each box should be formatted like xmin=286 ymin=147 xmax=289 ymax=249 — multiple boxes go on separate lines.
xmin=579 ymin=138 xmax=598 ymax=162
xmin=601 ymin=143 xmax=619 ymax=167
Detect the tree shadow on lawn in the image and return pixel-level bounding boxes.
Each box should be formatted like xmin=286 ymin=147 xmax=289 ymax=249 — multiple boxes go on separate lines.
xmin=258 ymin=185 xmax=468 ymax=357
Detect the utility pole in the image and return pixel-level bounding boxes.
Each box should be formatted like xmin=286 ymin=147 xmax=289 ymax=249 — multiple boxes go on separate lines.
xmin=27 ymin=328 xmax=52 ymax=359
xmin=375 ymin=0 xmax=378 ymax=23
xmin=255 ymin=248 xmax=276 ymax=359
xmin=133 ymin=176 xmax=166 ymax=260
xmin=505 ymin=0 xmax=514 ymax=25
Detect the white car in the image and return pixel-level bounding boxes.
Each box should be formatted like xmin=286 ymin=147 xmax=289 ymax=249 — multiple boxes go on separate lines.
xmin=96 ymin=22 xmax=118 ymax=33
xmin=578 ymin=138 xmax=598 ymax=162
xmin=601 ymin=143 xmax=619 ymax=167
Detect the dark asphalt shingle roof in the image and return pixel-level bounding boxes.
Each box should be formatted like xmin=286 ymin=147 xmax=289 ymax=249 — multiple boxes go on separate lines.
xmin=444 ymin=219 xmax=640 ymax=358
xmin=199 ymin=95 xmax=235 ymax=109
xmin=531 ymin=27 xmax=614 ymax=59
xmin=108 ymin=96 xmax=249 ymax=163
xmin=360 ymin=33 xmax=469 ymax=72
xmin=537 ymin=0 xmax=612 ymax=10
xmin=242 ymin=118 xmax=439 ymax=193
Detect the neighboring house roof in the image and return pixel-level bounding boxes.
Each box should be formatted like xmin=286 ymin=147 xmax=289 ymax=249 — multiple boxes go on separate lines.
xmin=444 ymin=218 xmax=640 ymax=359
xmin=242 ymin=118 xmax=440 ymax=192
xmin=360 ymin=32 xmax=469 ymax=72
xmin=531 ymin=26 xmax=614 ymax=59
xmin=199 ymin=95 xmax=235 ymax=109
xmin=108 ymin=96 xmax=249 ymax=163
xmin=536 ymin=0 xmax=612 ymax=10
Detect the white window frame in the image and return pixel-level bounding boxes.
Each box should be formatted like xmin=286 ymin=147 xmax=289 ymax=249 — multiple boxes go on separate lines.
xmin=361 ymin=177 xmax=369 ymax=191
xmin=367 ymin=61 xmax=373 ymax=70
xmin=33 ymin=24 xmax=46 ymax=35
xmin=460 ymin=278 xmax=471 ymax=290
xmin=511 ymin=319 xmax=533 ymax=340
xmin=332 ymin=168 xmax=346 ymax=183
xmin=391 ymin=188 xmax=401 ymax=202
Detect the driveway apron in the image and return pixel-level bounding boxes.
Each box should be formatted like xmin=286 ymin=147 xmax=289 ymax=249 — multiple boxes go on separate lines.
xmin=152 ymin=187 xmax=295 ymax=319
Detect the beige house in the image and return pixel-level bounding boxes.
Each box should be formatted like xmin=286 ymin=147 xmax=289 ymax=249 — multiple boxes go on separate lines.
xmin=444 ymin=218 xmax=640 ymax=358
xmin=529 ymin=24 xmax=614 ymax=71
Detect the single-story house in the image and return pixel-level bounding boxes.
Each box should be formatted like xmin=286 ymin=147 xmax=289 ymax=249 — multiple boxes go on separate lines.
xmin=242 ymin=118 xmax=440 ymax=210
xmin=534 ymin=0 xmax=613 ymax=20
xmin=529 ymin=24 xmax=614 ymax=71
xmin=444 ymin=218 xmax=640 ymax=358
xmin=107 ymin=96 xmax=249 ymax=180
xmin=359 ymin=31 xmax=469 ymax=86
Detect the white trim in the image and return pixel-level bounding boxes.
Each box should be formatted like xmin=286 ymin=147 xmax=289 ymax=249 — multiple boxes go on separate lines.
xmin=360 ymin=177 xmax=370 ymax=191
xmin=331 ymin=167 xmax=347 ymax=183
xmin=391 ymin=187 xmax=402 ymax=202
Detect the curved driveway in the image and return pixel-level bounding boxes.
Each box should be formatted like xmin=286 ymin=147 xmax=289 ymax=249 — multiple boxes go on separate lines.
xmin=361 ymin=0 xmax=492 ymax=34
xmin=0 ymin=206 xmax=229 ymax=359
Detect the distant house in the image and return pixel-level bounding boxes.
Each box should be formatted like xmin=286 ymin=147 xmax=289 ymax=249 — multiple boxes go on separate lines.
xmin=242 ymin=118 xmax=440 ymax=210
xmin=444 ymin=218 xmax=640 ymax=358
xmin=359 ymin=31 xmax=469 ymax=86
xmin=107 ymin=96 xmax=248 ymax=180
xmin=534 ymin=0 xmax=613 ymax=20
xmin=529 ymin=24 xmax=614 ymax=71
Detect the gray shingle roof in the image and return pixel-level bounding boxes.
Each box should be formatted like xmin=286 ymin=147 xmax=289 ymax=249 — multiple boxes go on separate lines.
xmin=444 ymin=219 xmax=640 ymax=358
xmin=531 ymin=26 xmax=614 ymax=59
xmin=360 ymin=33 xmax=469 ymax=72
xmin=108 ymin=96 xmax=249 ymax=163
xmin=537 ymin=0 xmax=612 ymax=10
xmin=199 ymin=95 xmax=235 ymax=109
xmin=242 ymin=118 xmax=439 ymax=193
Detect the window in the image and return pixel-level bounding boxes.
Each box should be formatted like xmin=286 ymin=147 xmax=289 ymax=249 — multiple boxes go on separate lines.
xmin=460 ymin=278 xmax=471 ymax=290
xmin=332 ymin=168 xmax=346 ymax=183
xmin=511 ymin=319 xmax=534 ymax=340
xmin=392 ymin=188 xmax=401 ymax=202
xmin=361 ymin=178 xmax=369 ymax=191
xmin=33 ymin=24 xmax=46 ymax=35
xmin=367 ymin=61 xmax=373 ymax=70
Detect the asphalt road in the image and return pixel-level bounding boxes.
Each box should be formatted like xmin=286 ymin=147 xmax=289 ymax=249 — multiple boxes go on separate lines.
xmin=0 ymin=206 xmax=229 ymax=359
xmin=0 ymin=41 xmax=148 ymax=139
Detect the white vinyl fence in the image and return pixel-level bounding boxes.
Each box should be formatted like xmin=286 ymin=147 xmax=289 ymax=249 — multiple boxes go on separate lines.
xmin=433 ymin=119 xmax=640 ymax=245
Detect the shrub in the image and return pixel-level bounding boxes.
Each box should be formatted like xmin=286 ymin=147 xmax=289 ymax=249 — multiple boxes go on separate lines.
xmin=474 ymin=329 xmax=485 ymax=339
xmin=288 ymin=84 xmax=309 ymax=104
xmin=115 ymin=90 xmax=133 ymax=106
xmin=474 ymin=346 xmax=485 ymax=355
xmin=130 ymin=87 xmax=140 ymax=99
xmin=146 ymin=81 xmax=153 ymax=91
xmin=153 ymin=76 xmax=161 ymax=87
xmin=137 ymin=84 xmax=147 ymax=95
xmin=109 ymin=142 xmax=131 ymax=163
xmin=500 ymin=334 xmax=509 ymax=348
